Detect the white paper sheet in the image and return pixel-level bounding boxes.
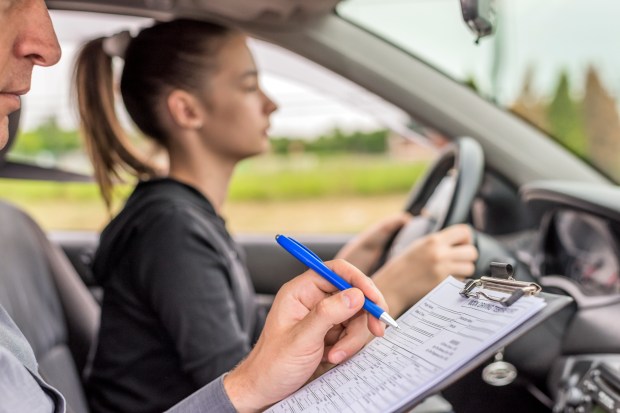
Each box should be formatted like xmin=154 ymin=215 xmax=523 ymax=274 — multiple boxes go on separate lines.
xmin=267 ymin=276 xmax=546 ymax=413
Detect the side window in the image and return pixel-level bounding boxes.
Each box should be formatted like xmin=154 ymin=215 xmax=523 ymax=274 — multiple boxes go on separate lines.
xmin=228 ymin=40 xmax=441 ymax=234
xmin=0 ymin=12 xmax=441 ymax=235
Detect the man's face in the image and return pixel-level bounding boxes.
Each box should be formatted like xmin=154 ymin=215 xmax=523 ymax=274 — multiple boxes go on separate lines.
xmin=0 ymin=0 xmax=61 ymax=149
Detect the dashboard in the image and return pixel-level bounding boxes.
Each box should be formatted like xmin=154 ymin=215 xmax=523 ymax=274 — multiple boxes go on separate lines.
xmin=515 ymin=182 xmax=620 ymax=410
xmin=521 ymin=181 xmax=620 ymax=298
xmin=541 ymin=210 xmax=620 ymax=296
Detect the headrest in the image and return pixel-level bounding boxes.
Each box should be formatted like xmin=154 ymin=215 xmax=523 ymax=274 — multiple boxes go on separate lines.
xmin=0 ymin=109 xmax=20 ymax=167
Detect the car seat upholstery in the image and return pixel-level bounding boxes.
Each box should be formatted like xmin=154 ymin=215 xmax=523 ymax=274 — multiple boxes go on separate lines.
xmin=0 ymin=110 xmax=100 ymax=413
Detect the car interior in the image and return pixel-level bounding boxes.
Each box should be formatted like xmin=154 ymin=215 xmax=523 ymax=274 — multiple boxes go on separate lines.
xmin=0 ymin=117 xmax=99 ymax=413
xmin=2 ymin=0 xmax=620 ymax=412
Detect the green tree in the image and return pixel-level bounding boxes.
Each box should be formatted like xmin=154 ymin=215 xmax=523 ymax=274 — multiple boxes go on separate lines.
xmin=463 ymin=75 xmax=479 ymax=93
xmin=510 ymin=65 xmax=548 ymax=131
xmin=270 ymin=129 xmax=388 ymax=155
xmin=12 ymin=116 xmax=82 ymax=157
xmin=308 ymin=128 xmax=388 ymax=154
xmin=547 ymin=71 xmax=587 ymax=157
xmin=582 ymin=66 xmax=620 ymax=181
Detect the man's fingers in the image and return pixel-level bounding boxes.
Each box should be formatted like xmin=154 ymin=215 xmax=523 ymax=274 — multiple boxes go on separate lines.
xmin=293 ymin=288 xmax=365 ymax=343
xmin=326 ymin=313 xmax=372 ymax=364
xmin=282 ymin=260 xmax=389 ymax=341
xmin=325 ymin=260 xmax=389 ymax=311
xmin=288 ymin=260 xmax=387 ymax=312
xmin=324 ymin=261 xmax=388 ymax=337
xmin=324 ymin=324 xmax=344 ymax=346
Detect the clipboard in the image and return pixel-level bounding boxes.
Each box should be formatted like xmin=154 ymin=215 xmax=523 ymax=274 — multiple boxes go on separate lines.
xmin=394 ymin=291 xmax=572 ymax=413
xmin=396 ymin=262 xmax=573 ymax=412
xmin=267 ymin=263 xmax=573 ymax=413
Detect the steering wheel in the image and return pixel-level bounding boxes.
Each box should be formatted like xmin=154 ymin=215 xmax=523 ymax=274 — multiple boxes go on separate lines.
xmin=386 ymin=136 xmax=485 ymax=260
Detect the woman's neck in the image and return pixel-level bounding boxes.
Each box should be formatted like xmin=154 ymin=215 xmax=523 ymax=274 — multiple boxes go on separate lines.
xmin=168 ymin=152 xmax=236 ymax=214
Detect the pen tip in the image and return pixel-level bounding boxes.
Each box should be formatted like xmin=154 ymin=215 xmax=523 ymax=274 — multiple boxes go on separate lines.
xmin=380 ymin=313 xmax=399 ymax=329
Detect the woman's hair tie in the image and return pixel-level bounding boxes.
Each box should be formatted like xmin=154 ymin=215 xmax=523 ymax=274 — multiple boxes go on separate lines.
xmin=102 ymin=30 xmax=132 ymax=59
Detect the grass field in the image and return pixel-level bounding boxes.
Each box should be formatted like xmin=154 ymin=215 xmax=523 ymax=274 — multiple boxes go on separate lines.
xmin=0 ymin=154 xmax=429 ymax=233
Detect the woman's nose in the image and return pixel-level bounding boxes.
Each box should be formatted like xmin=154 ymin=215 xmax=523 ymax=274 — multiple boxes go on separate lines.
xmin=263 ymin=91 xmax=278 ymax=115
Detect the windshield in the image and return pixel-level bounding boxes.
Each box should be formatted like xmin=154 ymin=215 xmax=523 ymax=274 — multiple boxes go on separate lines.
xmin=338 ymin=0 xmax=620 ymax=183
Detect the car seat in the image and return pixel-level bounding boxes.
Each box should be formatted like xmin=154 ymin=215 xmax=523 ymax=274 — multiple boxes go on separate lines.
xmin=0 ymin=109 xmax=100 ymax=413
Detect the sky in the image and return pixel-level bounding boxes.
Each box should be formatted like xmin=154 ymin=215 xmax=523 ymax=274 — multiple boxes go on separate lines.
xmin=339 ymin=0 xmax=620 ymax=104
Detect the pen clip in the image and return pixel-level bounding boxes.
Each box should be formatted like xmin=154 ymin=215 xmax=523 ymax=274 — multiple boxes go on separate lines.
xmin=276 ymin=234 xmax=399 ymax=328
xmin=287 ymin=236 xmax=324 ymax=263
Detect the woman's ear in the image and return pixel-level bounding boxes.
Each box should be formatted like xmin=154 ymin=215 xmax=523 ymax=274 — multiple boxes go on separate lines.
xmin=166 ymin=90 xmax=205 ymax=130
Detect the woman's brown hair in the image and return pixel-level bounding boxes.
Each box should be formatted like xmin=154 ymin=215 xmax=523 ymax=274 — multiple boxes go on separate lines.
xmin=74 ymin=20 xmax=234 ymax=209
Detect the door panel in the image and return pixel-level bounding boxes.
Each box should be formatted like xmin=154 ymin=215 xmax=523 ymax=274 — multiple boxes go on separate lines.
xmin=49 ymin=231 xmax=101 ymax=303
xmin=237 ymin=234 xmax=350 ymax=295
xmin=51 ymin=231 xmax=350 ymax=303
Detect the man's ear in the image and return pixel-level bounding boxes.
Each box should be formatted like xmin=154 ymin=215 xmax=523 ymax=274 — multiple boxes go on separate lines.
xmin=166 ymin=90 xmax=205 ymax=130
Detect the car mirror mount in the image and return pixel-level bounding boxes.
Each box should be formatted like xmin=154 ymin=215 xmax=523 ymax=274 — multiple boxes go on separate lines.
xmin=460 ymin=0 xmax=496 ymax=44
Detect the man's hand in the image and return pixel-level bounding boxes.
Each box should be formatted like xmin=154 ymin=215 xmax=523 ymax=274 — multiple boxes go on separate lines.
xmin=224 ymin=260 xmax=388 ymax=412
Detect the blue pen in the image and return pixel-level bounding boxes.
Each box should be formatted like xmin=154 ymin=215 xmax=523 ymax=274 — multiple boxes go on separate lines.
xmin=276 ymin=234 xmax=399 ymax=329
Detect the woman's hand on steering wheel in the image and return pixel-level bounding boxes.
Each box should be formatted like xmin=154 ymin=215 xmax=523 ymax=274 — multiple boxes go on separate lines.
xmin=386 ymin=137 xmax=485 ymax=262
xmin=372 ymin=224 xmax=478 ymax=317
xmin=338 ymin=138 xmax=484 ymax=317
xmin=336 ymin=212 xmax=411 ymax=274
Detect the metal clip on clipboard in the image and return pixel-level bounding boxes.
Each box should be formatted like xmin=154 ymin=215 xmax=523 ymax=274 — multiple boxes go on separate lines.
xmin=459 ymin=262 xmax=542 ymax=307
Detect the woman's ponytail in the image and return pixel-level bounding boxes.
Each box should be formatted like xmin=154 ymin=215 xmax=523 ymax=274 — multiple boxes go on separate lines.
xmin=73 ymin=37 xmax=158 ymax=210
xmin=75 ymin=21 xmax=235 ymax=210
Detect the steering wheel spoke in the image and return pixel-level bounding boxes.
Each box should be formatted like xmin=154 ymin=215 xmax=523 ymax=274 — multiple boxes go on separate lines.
xmin=387 ymin=137 xmax=485 ymax=261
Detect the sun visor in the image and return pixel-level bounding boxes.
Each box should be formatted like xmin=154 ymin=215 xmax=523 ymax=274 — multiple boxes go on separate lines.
xmin=188 ymin=0 xmax=340 ymax=23
xmin=47 ymin=0 xmax=340 ymax=25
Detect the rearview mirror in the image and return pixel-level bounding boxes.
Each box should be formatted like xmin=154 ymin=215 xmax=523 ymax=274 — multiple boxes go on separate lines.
xmin=460 ymin=0 xmax=496 ymax=43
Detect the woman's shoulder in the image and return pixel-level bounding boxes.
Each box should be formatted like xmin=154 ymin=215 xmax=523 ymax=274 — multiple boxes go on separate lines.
xmin=94 ymin=180 xmax=224 ymax=284
xmin=100 ymin=180 xmax=214 ymax=247
xmin=124 ymin=179 xmax=215 ymax=221
xmin=125 ymin=197 xmax=209 ymax=237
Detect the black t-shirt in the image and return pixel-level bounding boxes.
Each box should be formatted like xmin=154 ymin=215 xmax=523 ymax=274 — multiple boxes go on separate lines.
xmin=87 ymin=178 xmax=262 ymax=413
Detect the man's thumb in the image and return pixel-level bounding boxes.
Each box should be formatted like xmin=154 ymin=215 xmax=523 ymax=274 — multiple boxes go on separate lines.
xmin=296 ymin=288 xmax=365 ymax=340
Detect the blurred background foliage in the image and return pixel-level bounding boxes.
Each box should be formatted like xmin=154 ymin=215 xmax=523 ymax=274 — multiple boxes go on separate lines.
xmin=1 ymin=126 xmax=427 ymax=230
xmin=511 ymin=66 xmax=620 ymax=181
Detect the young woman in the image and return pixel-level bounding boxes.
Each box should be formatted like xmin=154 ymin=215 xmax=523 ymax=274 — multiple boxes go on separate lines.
xmin=75 ymin=19 xmax=478 ymax=413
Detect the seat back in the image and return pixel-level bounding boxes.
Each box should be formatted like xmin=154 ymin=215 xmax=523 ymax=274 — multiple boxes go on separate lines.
xmin=0 ymin=200 xmax=100 ymax=413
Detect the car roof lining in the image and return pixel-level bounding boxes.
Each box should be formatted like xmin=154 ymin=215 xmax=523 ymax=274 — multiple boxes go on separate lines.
xmin=46 ymin=0 xmax=340 ymax=26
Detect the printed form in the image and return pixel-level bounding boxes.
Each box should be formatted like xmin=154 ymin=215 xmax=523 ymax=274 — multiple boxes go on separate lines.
xmin=267 ymin=276 xmax=546 ymax=413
